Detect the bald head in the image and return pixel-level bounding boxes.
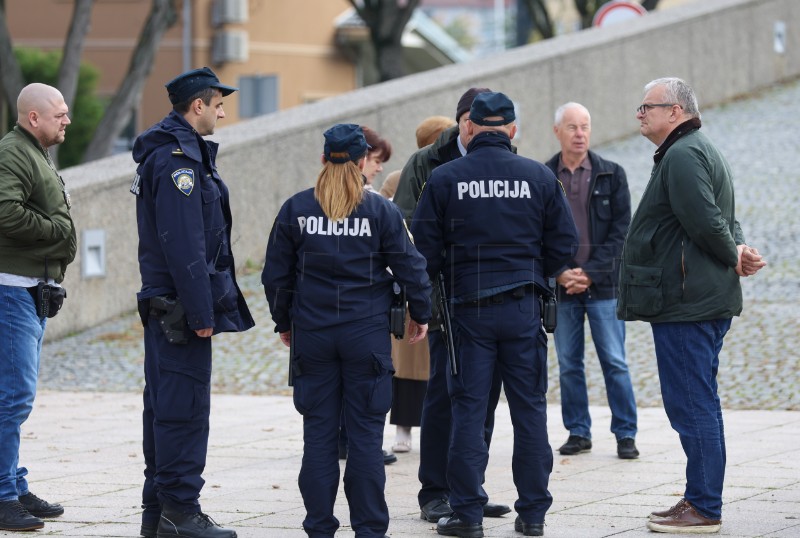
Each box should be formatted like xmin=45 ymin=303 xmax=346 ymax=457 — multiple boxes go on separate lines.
xmin=17 ymin=83 xmax=71 ymax=149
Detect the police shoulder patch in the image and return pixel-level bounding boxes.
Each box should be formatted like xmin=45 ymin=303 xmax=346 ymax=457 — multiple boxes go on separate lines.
xmin=171 ymin=168 xmax=194 ymax=196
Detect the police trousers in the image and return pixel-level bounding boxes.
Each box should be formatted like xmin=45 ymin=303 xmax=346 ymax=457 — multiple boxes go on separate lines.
xmin=142 ymin=323 xmax=211 ymax=518
xmin=292 ymin=319 xmax=394 ymax=538
xmin=447 ymin=295 xmax=553 ymax=524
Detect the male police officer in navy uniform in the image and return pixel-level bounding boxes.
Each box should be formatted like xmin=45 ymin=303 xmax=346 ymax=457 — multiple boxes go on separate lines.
xmin=412 ymin=92 xmax=578 ymax=538
xmin=395 ymin=88 xmax=510 ymax=523
xmin=263 ymin=124 xmax=431 ymax=537
xmin=131 ymin=67 xmax=254 ymax=538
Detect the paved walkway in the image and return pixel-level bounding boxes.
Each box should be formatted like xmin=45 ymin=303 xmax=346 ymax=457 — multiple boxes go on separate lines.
xmin=12 ymin=78 xmax=800 ymax=536
xmin=7 ymin=393 xmax=800 ymax=537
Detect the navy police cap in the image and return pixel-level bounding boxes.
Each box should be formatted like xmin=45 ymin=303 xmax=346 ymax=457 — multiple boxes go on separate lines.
xmin=323 ymin=124 xmax=369 ymax=164
xmin=165 ymin=67 xmax=238 ymax=105
xmin=469 ymin=91 xmax=516 ymax=126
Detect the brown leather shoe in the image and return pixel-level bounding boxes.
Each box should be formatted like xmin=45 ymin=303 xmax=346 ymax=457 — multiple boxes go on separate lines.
xmin=647 ymin=500 xmax=721 ymax=534
xmin=649 ymin=498 xmax=689 ymax=521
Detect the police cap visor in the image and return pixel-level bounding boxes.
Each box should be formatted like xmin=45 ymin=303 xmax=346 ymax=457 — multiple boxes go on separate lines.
xmin=166 ymin=67 xmax=238 ymax=105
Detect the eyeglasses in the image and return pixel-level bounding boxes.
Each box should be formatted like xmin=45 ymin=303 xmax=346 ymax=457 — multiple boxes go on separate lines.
xmin=636 ymin=103 xmax=678 ymax=115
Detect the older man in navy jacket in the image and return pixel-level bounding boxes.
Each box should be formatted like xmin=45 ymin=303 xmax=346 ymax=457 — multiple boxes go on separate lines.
xmin=544 ymin=102 xmax=638 ymax=461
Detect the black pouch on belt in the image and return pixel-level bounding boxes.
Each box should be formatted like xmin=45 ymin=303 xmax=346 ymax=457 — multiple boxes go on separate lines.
xmin=27 ymin=282 xmax=67 ymax=318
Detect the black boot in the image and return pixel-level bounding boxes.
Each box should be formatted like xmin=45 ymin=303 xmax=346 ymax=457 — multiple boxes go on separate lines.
xmin=157 ymin=507 xmax=236 ymax=538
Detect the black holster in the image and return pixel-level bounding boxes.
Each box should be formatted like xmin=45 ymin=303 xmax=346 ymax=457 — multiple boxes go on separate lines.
xmin=389 ymin=282 xmax=406 ymax=339
xmin=142 ymin=296 xmax=190 ymax=344
xmin=27 ymin=283 xmax=66 ymax=318
xmin=540 ymin=294 xmax=557 ymax=333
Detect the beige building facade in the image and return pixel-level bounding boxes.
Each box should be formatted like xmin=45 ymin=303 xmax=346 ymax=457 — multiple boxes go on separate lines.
xmin=7 ymin=0 xmax=357 ymax=133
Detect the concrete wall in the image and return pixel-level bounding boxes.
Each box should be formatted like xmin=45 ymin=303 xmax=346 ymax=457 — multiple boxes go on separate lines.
xmin=52 ymin=0 xmax=799 ymax=339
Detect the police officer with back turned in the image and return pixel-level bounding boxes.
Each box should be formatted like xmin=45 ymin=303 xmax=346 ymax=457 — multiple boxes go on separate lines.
xmin=412 ymin=92 xmax=578 ymax=538
xmin=262 ymin=124 xmax=431 ymax=538
xmin=132 ymin=67 xmax=254 ymax=538
xmin=395 ymin=88 xmax=510 ymax=523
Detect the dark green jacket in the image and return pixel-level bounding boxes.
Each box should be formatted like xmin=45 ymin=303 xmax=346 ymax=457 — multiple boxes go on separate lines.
xmin=0 ymin=125 xmax=76 ymax=282
xmin=393 ymin=126 xmax=462 ymax=330
xmin=394 ymin=125 xmax=461 ymax=222
xmin=617 ymin=126 xmax=744 ymax=322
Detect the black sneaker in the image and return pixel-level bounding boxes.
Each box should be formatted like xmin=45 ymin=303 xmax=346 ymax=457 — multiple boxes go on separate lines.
xmin=617 ymin=438 xmax=640 ymax=459
xmin=383 ymin=450 xmax=397 ymax=465
xmin=0 ymin=500 xmax=44 ymax=531
xmin=18 ymin=492 xmax=64 ymax=517
xmin=558 ymin=435 xmax=592 ymax=455
xmin=158 ymin=509 xmax=237 ymax=538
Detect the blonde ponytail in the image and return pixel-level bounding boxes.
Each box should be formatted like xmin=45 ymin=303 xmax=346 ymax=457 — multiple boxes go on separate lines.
xmin=314 ymin=160 xmax=364 ymax=221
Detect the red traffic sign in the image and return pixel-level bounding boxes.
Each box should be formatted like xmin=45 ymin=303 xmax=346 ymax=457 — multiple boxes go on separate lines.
xmin=593 ymin=1 xmax=647 ymax=28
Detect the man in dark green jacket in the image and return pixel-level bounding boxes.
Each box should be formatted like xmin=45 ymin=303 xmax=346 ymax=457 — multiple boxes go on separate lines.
xmin=0 ymin=83 xmax=76 ymax=532
xmin=619 ymin=77 xmax=766 ymax=535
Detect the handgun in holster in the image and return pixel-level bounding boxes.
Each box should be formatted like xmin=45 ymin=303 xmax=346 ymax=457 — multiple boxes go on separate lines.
xmin=537 ymin=285 xmax=558 ymax=333
xmin=149 ymin=295 xmax=190 ymax=344
xmin=437 ymin=273 xmax=458 ymax=376
xmin=389 ymin=282 xmax=406 ymax=339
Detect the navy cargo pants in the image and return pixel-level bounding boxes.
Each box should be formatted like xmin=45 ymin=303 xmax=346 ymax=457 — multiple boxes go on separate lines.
xmin=447 ymin=293 xmax=553 ymax=525
xmin=417 ymin=329 xmax=502 ymax=508
xmin=293 ymin=318 xmax=394 ymax=538
xmin=142 ymin=322 xmax=212 ymax=524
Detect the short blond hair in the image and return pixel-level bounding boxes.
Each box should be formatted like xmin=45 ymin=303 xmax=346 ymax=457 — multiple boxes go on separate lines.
xmin=415 ymin=116 xmax=456 ymax=149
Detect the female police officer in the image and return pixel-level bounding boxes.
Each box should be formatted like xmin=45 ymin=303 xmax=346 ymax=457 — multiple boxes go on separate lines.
xmin=262 ymin=124 xmax=431 ymax=538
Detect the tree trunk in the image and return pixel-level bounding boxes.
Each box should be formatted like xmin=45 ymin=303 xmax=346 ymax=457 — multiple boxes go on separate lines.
xmin=374 ymin=41 xmax=406 ymax=82
xmin=82 ymin=0 xmax=177 ymax=163
xmin=574 ymin=0 xmax=594 ymax=29
xmin=52 ymin=0 xmax=94 ymax=166
xmin=350 ymin=0 xmax=421 ymax=83
xmin=0 ymin=0 xmax=25 ymax=120
xmin=525 ymin=0 xmax=554 ymax=40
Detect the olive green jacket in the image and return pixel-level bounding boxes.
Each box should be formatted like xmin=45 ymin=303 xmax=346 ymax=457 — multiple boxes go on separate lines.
xmin=617 ymin=126 xmax=744 ymax=322
xmin=0 ymin=125 xmax=76 ymax=282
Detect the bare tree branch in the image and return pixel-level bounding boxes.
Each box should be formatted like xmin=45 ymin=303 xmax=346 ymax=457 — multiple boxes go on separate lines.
xmin=349 ymin=0 xmax=421 ymax=82
xmin=0 ymin=0 xmax=25 ymax=119
xmin=82 ymin=0 xmax=177 ymax=162
xmin=523 ymin=0 xmax=554 ymax=40
xmin=53 ymin=0 xmax=94 ymax=166
xmin=58 ymin=0 xmax=93 ymax=110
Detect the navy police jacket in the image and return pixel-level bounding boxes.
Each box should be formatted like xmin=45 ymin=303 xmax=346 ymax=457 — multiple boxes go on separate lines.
xmin=262 ymin=189 xmax=432 ymax=334
xmin=132 ymin=111 xmax=254 ymax=334
xmin=411 ymin=131 xmax=578 ymax=299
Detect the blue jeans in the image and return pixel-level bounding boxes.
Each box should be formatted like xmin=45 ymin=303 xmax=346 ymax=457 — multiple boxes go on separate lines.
xmin=554 ymin=297 xmax=637 ymax=440
xmin=651 ymin=319 xmax=731 ymax=521
xmin=0 ymin=285 xmax=46 ymax=501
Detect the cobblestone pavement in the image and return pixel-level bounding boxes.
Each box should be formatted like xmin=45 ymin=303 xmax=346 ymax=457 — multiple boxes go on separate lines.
xmin=40 ymin=78 xmax=800 ymax=411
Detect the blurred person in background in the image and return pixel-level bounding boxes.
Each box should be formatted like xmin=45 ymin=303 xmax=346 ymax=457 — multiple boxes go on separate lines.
xmin=386 ymin=115 xmax=455 ymax=454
